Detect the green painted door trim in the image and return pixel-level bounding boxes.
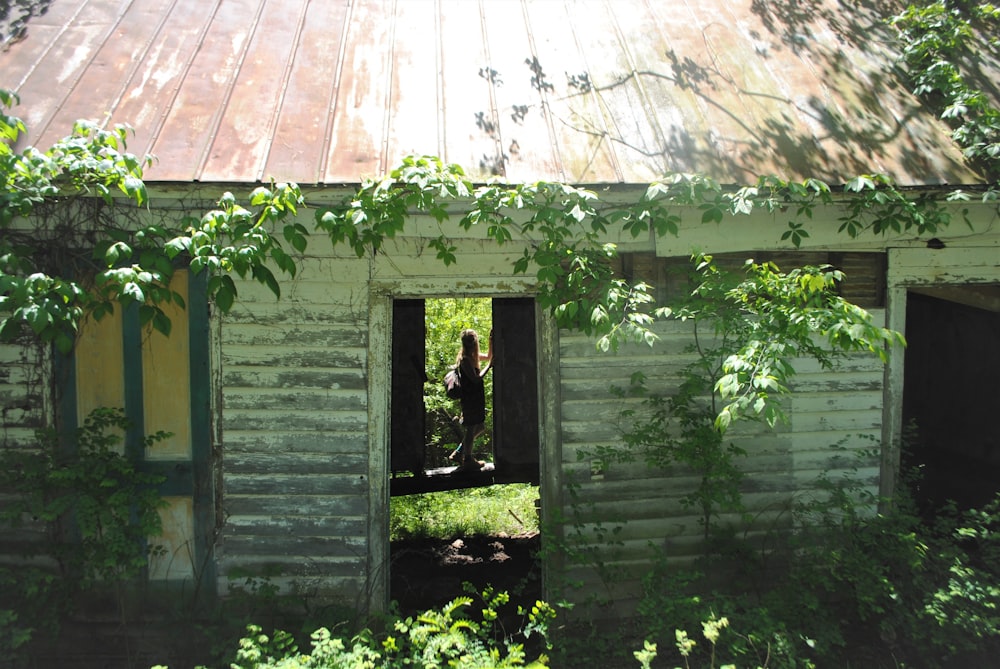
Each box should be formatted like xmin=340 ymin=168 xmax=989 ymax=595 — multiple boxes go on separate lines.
xmin=122 ymin=302 xmax=146 ymax=463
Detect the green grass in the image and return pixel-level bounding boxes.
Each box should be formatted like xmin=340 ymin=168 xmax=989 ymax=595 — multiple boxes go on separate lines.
xmin=390 ymin=484 xmax=539 ymax=541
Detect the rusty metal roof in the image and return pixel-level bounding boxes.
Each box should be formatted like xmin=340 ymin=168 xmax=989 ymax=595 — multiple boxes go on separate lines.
xmin=0 ymin=0 xmax=986 ymax=186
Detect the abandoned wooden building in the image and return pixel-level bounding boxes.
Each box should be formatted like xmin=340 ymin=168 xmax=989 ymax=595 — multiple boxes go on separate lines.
xmin=1 ymin=0 xmax=998 ymax=618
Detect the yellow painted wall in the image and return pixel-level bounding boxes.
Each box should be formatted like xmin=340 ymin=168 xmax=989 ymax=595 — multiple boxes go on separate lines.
xmin=148 ymin=496 xmax=195 ymax=581
xmin=75 ymin=307 xmax=125 ymax=446
xmin=74 ymin=270 xmax=197 ymax=583
xmin=143 ymin=271 xmax=192 ymax=460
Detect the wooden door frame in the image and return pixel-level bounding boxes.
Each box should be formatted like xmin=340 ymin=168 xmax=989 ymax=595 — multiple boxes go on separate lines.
xmin=367 ymin=279 xmax=562 ymax=613
xmin=882 ymin=246 xmax=1000 ymax=506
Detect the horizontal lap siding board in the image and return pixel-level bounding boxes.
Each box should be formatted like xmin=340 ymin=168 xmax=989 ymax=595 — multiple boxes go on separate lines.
xmin=0 ymin=342 xmax=45 ymax=441
xmin=555 ymin=310 xmax=886 ymax=607
xmin=0 ymin=341 xmax=48 ymax=561
xmin=217 ymin=256 xmax=371 ymax=599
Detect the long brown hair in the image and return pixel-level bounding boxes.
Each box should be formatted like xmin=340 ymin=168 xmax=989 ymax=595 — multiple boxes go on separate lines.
xmin=456 ymin=328 xmax=480 ymax=370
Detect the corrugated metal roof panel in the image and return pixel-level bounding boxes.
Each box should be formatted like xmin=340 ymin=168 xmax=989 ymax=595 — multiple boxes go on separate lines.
xmin=262 ymin=0 xmax=350 ymax=183
xmin=323 ymin=0 xmax=394 ymax=180
xmin=0 ymin=0 xmax=985 ymax=186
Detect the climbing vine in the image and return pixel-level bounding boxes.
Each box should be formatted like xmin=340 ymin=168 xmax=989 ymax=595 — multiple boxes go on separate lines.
xmin=0 ymin=88 xmax=985 ymax=426
xmin=891 ymin=0 xmax=1000 ymax=174
xmin=1 ymin=2 xmax=994 ymax=362
xmin=0 ymin=90 xmax=305 ymax=352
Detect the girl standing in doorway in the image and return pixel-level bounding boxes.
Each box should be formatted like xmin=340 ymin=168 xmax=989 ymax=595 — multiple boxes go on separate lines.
xmin=450 ymin=327 xmax=493 ymax=470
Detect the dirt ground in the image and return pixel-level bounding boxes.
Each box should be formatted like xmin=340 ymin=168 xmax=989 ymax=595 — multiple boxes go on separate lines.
xmin=389 ymin=532 xmax=542 ymax=617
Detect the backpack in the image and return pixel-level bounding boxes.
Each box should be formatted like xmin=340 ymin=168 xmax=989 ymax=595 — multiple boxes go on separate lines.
xmin=443 ymin=366 xmax=463 ymax=400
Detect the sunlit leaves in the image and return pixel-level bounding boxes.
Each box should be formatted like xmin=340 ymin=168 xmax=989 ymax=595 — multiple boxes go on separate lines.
xmin=0 ymin=90 xmax=25 ymax=155
xmin=0 ymin=88 xmax=307 ymax=347
xmin=891 ymin=1 xmax=1000 ymax=173
xmin=159 ymin=182 xmax=305 ymax=311
xmin=681 ymin=254 xmax=905 ymax=432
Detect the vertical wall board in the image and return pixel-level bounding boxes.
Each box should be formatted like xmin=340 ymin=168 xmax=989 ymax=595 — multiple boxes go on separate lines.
xmin=492 ymin=298 xmax=540 ymax=476
xmin=367 ymin=291 xmax=391 ymax=613
xmin=390 ymin=299 xmax=426 ymax=476
xmin=536 ymin=302 xmax=563 ymax=604
xmin=189 ymin=269 xmax=216 ymax=593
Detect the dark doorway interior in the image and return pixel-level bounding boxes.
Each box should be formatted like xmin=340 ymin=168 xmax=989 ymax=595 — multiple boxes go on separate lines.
xmin=389 ymin=297 xmax=541 ymax=494
xmin=391 ymin=299 xmax=427 ymax=478
xmin=901 ymin=289 xmax=1000 ymax=515
xmin=388 ymin=297 xmax=543 ymax=615
xmin=491 ymin=297 xmax=540 ymax=482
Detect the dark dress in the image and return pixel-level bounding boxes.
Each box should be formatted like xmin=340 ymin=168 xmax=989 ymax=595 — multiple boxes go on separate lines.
xmin=459 ymin=358 xmax=487 ymax=425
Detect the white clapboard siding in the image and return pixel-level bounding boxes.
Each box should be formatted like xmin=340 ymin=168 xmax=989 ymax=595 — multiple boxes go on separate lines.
xmin=217 ymin=254 xmax=374 ymax=599
xmin=554 ymin=309 xmax=886 ymax=606
xmin=0 ymin=341 xmax=49 ymax=562
xmin=0 ymin=342 xmax=46 ymax=446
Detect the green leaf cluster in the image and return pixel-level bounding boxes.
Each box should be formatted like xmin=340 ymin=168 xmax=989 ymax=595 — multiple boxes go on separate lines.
xmin=892 ymin=1 xmax=1000 ymax=173
xmin=0 ymin=407 xmax=171 ymax=655
xmin=602 ymin=255 xmax=902 ymax=540
xmin=1 ymin=91 xmax=306 ymax=351
xmin=220 ymin=590 xmax=554 ymax=669
xmin=1 ymin=93 xmax=949 ymax=372
xmin=0 ymin=407 xmax=168 ymax=586
xmin=667 ymin=255 xmax=901 ymax=435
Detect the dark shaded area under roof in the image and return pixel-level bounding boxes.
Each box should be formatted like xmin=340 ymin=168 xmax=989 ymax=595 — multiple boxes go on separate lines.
xmin=0 ymin=0 xmax=988 ymax=187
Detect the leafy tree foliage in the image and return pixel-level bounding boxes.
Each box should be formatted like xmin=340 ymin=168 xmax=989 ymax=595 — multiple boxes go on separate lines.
xmin=0 ymin=90 xmax=304 ymax=352
xmin=892 ymin=0 xmax=1000 ymax=173
xmin=214 ymin=590 xmax=555 ymax=669
xmin=602 ymin=255 xmax=903 ymax=537
xmin=0 ymin=408 xmax=170 ymax=653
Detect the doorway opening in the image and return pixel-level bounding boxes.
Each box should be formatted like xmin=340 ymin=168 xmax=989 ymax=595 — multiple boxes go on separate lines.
xmin=901 ymin=287 xmax=1000 ymax=517
xmin=387 ymin=296 xmax=542 ymax=615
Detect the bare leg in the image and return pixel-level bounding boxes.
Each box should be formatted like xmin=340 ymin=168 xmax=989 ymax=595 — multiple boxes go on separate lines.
xmin=459 ymin=422 xmax=485 ymax=469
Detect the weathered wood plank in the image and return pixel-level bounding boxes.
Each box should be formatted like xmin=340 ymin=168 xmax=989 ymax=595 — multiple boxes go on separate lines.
xmin=226 ymin=452 xmax=367 ymax=475
xmin=224 ymin=473 xmax=370 ymax=496
xmin=889 ymin=246 xmax=1000 ymax=284
xmin=223 ymin=431 xmax=369 ymax=454
xmin=221 ymin=534 xmax=367 ymax=557
xmin=223 ymin=514 xmax=366 ymax=537
xmin=217 ymin=573 xmax=366 ymax=597
xmin=222 ymin=388 xmax=366 ymax=413
xmin=0 ymin=429 xmax=43 ymax=449
xmin=221 ymin=344 xmax=366 ymax=368
xmin=225 ymin=495 xmax=370 ymax=516
xmin=373 ymin=239 xmax=536 ymax=280
xmin=790 ymin=390 xmax=883 ymax=414
xmin=222 ymin=368 xmax=366 ymax=391
xmin=223 ymin=302 xmax=368 ymax=325
xmin=220 ymin=409 xmax=367 ymax=432
xmin=789 ymin=409 xmax=882 ymax=433
xmin=221 ymin=323 xmax=367 ymax=348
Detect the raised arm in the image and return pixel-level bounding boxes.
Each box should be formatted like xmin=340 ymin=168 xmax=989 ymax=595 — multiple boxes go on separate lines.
xmin=479 ymin=328 xmax=494 ymax=377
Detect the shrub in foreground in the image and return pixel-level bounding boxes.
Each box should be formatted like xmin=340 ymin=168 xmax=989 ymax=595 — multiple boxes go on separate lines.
xmin=157 ymin=590 xmax=555 ymax=669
